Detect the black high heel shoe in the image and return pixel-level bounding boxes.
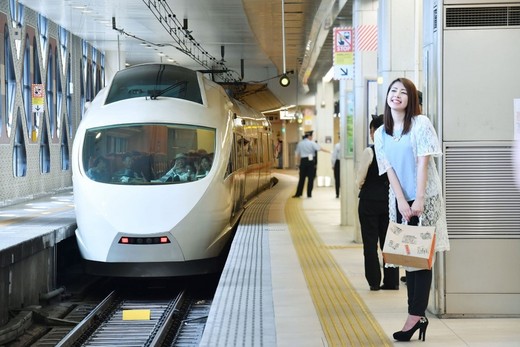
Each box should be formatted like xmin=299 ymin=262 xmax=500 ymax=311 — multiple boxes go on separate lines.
xmin=393 ymin=316 xmax=429 ymax=341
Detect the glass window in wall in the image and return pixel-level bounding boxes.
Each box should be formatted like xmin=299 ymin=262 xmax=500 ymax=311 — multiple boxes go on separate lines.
xmin=100 ymin=54 xmax=105 ymax=92
xmin=61 ymin=126 xmax=69 ymax=170
xmin=13 ymin=109 xmax=27 ymax=177
xmin=59 ymin=26 xmax=67 ymax=71
xmin=80 ymin=40 xmax=88 ymax=118
xmin=67 ymin=53 xmax=72 ymax=137
xmin=5 ymin=25 xmax=16 ymax=137
xmin=40 ymin=121 xmax=50 ymax=173
xmin=56 ymin=46 xmax=62 ymax=137
xmin=37 ymin=15 xmax=47 ymax=57
xmin=23 ymin=34 xmax=32 ymax=136
xmin=80 ymin=59 xmax=85 ymax=119
xmin=33 ymin=36 xmax=42 ymax=141
xmin=82 ymin=124 xmax=215 ymax=185
xmin=86 ymin=61 xmax=93 ymax=103
xmin=46 ymin=47 xmax=55 ymax=138
xmin=0 ymin=26 xmax=4 ymax=137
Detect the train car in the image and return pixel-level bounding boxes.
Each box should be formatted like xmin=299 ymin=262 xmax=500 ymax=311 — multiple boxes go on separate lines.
xmin=72 ymin=63 xmax=274 ymax=277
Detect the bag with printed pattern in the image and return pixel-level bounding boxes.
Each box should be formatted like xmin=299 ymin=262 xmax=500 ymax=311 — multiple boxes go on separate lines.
xmin=382 ymin=219 xmax=436 ymax=270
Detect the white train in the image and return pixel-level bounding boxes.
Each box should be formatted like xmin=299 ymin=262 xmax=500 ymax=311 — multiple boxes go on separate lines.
xmin=72 ymin=63 xmax=274 ymax=277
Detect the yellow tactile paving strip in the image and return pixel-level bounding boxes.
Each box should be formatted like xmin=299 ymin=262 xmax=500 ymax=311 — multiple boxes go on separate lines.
xmin=285 ymin=197 xmax=393 ymax=347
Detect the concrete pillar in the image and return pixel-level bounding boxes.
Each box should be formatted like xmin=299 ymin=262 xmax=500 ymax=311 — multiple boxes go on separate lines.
xmin=377 ymin=0 xmax=423 ymax=110
xmin=350 ymin=0 xmax=379 ymax=241
xmin=315 ymin=79 xmax=334 ymax=187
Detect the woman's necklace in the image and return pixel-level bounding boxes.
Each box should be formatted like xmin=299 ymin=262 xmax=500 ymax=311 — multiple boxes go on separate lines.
xmin=392 ymin=131 xmax=403 ymax=142
xmin=392 ymin=125 xmax=404 ymax=142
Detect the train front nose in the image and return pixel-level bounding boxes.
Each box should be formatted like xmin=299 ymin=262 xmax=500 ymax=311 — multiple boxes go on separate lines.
xmin=106 ymin=232 xmax=185 ymax=262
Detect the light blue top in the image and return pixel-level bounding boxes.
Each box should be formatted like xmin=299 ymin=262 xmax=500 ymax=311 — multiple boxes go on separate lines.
xmin=295 ymin=138 xmax=320 ymax=159
xmin=374 ymin=115 xmax=450 ymax=253
xmin=382 ymin=130 xmax=416 ymax=200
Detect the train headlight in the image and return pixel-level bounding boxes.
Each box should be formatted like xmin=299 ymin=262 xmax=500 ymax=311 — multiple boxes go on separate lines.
xmin=118 ymin=236 xmax=171 ymax=244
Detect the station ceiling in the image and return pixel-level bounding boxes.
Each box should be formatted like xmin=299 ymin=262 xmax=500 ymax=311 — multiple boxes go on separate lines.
xmin=18 ymin=0 xmax=352 ymax=111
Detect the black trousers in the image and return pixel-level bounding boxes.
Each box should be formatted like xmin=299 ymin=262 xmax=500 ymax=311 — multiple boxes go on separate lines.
xmin=295 ymin=158 xmax=316 ymax=197
xmin=397 ymin=200 xmax=433 ymax=316
xmin=334 ymin=159 xmax=340 ymax=197
xmin=358 ymin=199 xmax=399 ymax=287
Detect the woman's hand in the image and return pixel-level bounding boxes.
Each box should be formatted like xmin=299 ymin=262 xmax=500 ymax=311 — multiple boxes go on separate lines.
xmin=397 ymin=197 xmax=413 ymax=222
xmin=411 ymin=196 xmax=425 ymax=217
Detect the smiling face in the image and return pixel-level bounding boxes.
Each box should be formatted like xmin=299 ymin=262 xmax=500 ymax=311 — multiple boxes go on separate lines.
xmin=387 ymin=81 xmax=409 ymax=113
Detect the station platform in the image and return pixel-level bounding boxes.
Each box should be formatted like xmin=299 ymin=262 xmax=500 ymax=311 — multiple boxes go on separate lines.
xmin=200 ymin=171 xmax=520 ymax=346
xmin=0 ymin=189 xmax=76 ymax=336
xmin=1 ymin=173 xmax=519 ymax=346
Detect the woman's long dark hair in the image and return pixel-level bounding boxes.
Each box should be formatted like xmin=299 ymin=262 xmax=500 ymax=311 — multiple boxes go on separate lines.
xmin=383 ymin=77 xmax=421 ymax=136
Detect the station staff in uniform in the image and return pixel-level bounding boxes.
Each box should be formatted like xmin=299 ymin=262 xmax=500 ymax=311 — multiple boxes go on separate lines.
xmin=293 ymin=131 xmax=330 ymax=198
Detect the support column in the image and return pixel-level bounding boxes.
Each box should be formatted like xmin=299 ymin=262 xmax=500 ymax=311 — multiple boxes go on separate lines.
xmin=315 ymin=79 xmax=334 ymax=187
xmin=349 ymin=0 xmax=379 ymax=241
xmin=377 ymin=0 xmax=423 ymax=110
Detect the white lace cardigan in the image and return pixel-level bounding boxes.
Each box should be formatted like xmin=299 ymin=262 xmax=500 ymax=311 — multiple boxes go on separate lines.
xmin=374 ymin=115 xmax=450 ymax=253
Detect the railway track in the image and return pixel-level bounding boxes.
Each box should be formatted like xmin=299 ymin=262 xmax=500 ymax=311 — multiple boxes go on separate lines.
xmin=2 ymin=245 xmax=220 ymax=347
xmin=52 ymin=288 xmax=211 ymax=347
xmin=18 ymin=283 xmax=213 ymax=347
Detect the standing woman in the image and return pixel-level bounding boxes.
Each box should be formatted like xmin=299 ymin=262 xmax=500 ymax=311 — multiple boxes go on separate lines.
xmin=374 ymin=78 xmax=450 ymax=342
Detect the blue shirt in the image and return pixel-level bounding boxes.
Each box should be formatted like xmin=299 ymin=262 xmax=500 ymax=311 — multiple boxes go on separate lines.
xmin=382 ymin=130 xmax=416 ymax=200
xmin=295 ymin=138 xmax=320 ymax=159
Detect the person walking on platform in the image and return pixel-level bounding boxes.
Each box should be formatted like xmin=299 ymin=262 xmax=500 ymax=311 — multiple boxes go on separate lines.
xmin=293 ymin=131 xmax=329 ymax=198
xmin=374 ymin=78 xmax=449 ymax=342
xmin=331 ymin=136 xmax=341 ymax=198
xmin=356 ymin=115 xmax=399 ymax=291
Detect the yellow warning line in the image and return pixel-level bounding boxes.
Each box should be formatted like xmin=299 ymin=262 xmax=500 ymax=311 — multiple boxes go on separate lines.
xmin=285 ymin=197 xmax=393 ymax=347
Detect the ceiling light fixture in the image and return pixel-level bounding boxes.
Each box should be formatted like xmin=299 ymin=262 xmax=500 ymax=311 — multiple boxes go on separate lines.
xmin=279 ymin=74 xmax=290 ymax=87
xmin=279 ymin=0 xmax=290 ymax=87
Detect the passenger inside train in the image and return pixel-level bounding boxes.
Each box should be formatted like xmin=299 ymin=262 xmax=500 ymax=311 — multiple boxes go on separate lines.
xmin=154 ymin=153 xmax=193 ymax=182
xmin=82 ymin=124 xmax=216 ymax=185
xmin=86 ymin=157 xmax=111 ymax=183
xmin=111 ymin=153 xmax=148 ymax=183
xmin=195 ymin=155 xmax=213 ymax=179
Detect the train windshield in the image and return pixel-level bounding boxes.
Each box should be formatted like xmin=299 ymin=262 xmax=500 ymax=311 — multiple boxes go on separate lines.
xmin=82 ymin=124 xmax=215 ymax=185
xmin=104 ymin=64 xmax=203 ymax=105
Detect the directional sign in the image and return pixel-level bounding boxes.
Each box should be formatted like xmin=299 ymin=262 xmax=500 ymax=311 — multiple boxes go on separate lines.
xmin=334 ymin=66 xmax=352 ymax=78
xmin=333 ymin=27 xmax=354 ymax=80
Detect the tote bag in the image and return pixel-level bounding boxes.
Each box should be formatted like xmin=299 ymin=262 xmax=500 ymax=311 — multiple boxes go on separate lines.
xmin=382 ymin=220 xmax=436 ymax=270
